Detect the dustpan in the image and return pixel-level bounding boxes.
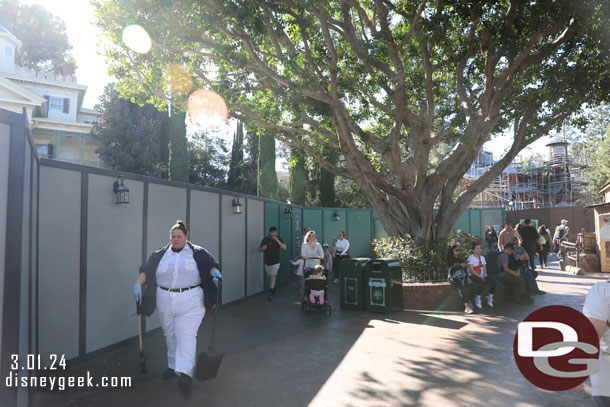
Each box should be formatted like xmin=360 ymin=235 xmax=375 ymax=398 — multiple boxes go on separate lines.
xmin=195 ymin=279 xmax=224 ymax=381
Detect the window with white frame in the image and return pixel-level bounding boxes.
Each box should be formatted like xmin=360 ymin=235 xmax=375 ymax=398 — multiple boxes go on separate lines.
xmin=49 ymin=97 xmax=63 ymax=112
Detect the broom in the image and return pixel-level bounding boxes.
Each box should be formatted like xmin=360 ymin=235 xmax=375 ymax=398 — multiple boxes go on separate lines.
xmin=195 ymin=279 xmax=224 ymax=381
xmin=136 ymin=300 xmax=147 ymax=374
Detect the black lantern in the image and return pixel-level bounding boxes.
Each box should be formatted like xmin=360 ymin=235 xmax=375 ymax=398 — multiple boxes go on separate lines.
xmin=232 ymin=197 xmax=243 ymax=214
xmin=284 ymin=206 xmax=292 ymax=219
xmin=113 ymin=175 xmax=130 ymax=204
xmin=333 ymin=211 xmax=340 ymax=221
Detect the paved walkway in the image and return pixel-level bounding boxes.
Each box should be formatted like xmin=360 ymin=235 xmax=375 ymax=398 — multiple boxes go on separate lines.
xmin=32 ymin=257 xmax=608 ymax=407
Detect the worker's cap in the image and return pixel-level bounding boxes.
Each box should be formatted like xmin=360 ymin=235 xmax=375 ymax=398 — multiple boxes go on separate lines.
xmin=561 ymin=219 xmax=568 ymax=223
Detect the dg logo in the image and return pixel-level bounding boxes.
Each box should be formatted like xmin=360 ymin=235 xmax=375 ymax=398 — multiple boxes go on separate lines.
xmin=513 ymin=305 xmax=600 ymax=391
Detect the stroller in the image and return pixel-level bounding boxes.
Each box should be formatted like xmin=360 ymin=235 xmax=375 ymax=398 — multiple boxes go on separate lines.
xmin=302 ymin=268 xmax=332 ymax=315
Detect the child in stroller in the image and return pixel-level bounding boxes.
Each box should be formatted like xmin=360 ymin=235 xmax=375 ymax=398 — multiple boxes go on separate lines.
xmin=303 ymin=265 xmax=331 ymax=314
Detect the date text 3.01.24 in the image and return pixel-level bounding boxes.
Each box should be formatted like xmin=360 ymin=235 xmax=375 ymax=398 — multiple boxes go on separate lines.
xmin=11 ymin=354 xmax=66 ymax=371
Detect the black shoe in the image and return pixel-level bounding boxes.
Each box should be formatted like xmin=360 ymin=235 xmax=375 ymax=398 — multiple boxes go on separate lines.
xmin=163 ymin=368 xmax=177 ymax=380
xmin=178 ymin=373 xmax=192 ymax=395
xmin=534 ymin=290 xmax=546 ymax=295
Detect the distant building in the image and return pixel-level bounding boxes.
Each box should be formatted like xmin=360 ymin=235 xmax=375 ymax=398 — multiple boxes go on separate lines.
xmin=466 ymin=141 xmax=589 ymax=209
xmin=0 ymin=24 xmax=102 ymax=167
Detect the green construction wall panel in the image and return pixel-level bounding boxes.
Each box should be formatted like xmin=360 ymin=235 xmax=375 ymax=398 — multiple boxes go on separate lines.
xmin=323 ymin=209 xmax=347 ymax=247
xmin=303 ymin=208 xmax=323 ymax=240
xmin=373 ymin=212 xmax=387 ymax=239
xmin=278 ymin=204 xmax=293 ymax=286
xmin=469 ymin=209 xmax=482 ymax=238
xmin=347 ymin=210 xmax=372 ymax=257
xmin=454 ymin=210 xmax=470 ymax=234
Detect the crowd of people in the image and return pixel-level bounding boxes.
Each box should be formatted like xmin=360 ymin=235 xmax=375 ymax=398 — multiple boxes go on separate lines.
xmin=448 ymin=219 xmax=554 ymax=314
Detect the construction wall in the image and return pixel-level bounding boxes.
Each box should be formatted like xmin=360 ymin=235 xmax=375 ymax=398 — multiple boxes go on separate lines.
xmin=506 ymin=206 xmax=595 ymax=234
xmin=0 ymin=109 xmax=39 ymax=407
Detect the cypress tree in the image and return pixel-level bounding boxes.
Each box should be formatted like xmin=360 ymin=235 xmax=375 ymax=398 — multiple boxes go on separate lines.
xmin=227 ymin=121 xmax=244 ymax=190
xmin=289 ymin=148 xmax=307 ymax=205
xmin=319 ymin=149 xmax=338 ymax=207
xmin=258 ymin=133 xmax=277 ymax=198
xmin=168 ymin=108 xmax=189 ymax=183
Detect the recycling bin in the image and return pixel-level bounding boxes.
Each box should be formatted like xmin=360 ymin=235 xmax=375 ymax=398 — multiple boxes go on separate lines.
xmin=365 ymin=258 xmax=403 ymax=314
xmin=339 ymin=258 xmax=370 ymax=311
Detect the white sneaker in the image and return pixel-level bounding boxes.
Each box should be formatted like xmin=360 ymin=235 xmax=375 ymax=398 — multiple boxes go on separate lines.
xmin=464 ymin=305 xmax=473 ymax=314
xmin=486 ymin=295 xmax=494 ymax=307
xmin=474 ymin=295 xmax=482 ymax=309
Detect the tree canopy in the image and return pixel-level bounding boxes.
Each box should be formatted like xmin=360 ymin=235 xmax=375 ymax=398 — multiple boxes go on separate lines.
xmin=93 ymin=0 xmax=610 ymax=239
xmin=0 ymin=0 xmax=73 ymax=71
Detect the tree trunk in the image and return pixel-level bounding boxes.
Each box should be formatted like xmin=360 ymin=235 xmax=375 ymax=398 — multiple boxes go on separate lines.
xmin=168 ymin=109 xmax=189 ymax=183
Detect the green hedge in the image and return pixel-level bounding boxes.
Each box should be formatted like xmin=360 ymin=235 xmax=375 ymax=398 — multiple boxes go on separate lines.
xmin=369 ymin=231 xmax=481 ymax=282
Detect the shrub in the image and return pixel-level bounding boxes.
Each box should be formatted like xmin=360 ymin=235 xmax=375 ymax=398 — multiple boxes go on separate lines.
xmin=369 ymin=231 xmax=481 ymax=282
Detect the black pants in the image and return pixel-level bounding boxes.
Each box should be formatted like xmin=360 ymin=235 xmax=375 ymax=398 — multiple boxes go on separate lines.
xmin=470 ymin=274 xmax=496 ymax=296
xmin=524 ymin=246 xmax=537 ymax=270
xmin=333 ymin=254 xmax=349 ymax=280
xmin=495 ymin=271 xmax=526 ymax=299
xmin=450 ymin=278 xmax=470 ymax=303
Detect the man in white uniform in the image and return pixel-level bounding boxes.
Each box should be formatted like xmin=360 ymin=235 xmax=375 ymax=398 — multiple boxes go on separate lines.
xmin=583 ymin=278 xmax=610 ymax=407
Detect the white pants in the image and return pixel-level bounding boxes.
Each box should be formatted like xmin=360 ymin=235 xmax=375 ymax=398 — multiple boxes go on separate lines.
xmin=156 ymin=286 xmax=206 ymax=377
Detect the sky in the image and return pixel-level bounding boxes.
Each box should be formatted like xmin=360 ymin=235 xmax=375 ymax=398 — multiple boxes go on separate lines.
xmin=19 ymin=0 xmax=553 ymax=162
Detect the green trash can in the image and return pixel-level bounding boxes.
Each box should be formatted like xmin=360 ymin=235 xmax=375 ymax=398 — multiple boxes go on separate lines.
xmin=365 ymin=258 xmax=403 ymax=314
xmin=340 ymin=258 xmax=370 ymax=311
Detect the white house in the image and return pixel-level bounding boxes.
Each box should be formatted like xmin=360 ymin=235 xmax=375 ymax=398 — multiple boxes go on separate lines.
xmin=0 ymin=24 xmax=103 ymax=167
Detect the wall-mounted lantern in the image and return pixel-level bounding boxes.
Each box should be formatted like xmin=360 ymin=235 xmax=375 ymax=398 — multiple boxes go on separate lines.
xmin=333 ymin=211 xmax=340 ymax=222
xmin=113 ymin=175 xmax=130 ymax=204
xmin=232 ymin=197 xmax=243 ymax=214
xmin=284 ymin=207 xmax=292 ymax=219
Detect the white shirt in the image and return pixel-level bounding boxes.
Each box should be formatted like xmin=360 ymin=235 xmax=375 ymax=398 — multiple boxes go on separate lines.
xmin=292 ymin=258 xmax=304 ymax=276
xmin=301 ymin=242 xmax=324 ymax=269
xmin=156 ymin=245 xmax=202 ymax=288
xmin=583 ymin=279 xmax=610 ymax=397
xmin=467 ymin=254 xmax=486 ymax=277
xmin=335 ymin=238 xmax=349 ymax=255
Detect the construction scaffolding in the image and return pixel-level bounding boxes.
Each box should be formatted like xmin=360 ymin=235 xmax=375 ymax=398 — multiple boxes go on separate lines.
xmin=467 ymin=140 xmax=590 ymax=209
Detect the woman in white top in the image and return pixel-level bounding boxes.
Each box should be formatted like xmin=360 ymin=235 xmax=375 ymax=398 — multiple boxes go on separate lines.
xmin=301 ymin=230 xmax=324 ymax=269
xmin=333 ymin=231 xmax=350 ymax=283
xmin=467 ymin=242 xmax=490 ymax=309
xmin=299 ymin=230 xmax=324 ymax=300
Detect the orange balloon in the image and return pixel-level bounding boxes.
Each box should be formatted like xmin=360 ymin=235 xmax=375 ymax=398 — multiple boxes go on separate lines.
xmin=187 ymin=89 xmax=229 ymax=129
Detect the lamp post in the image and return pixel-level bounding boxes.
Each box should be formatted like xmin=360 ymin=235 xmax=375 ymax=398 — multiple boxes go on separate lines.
xmin=333 ymin=211 xmax=340 ymax=221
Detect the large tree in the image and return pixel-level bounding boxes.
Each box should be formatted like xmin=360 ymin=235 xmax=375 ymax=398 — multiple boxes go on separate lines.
xmin=0 ymin=0 xmax=73 ymax=71
xmin=93 ymin=84 xmax=167 ymax=177
xmin=93 ymin=0 xmax=610 ymax=239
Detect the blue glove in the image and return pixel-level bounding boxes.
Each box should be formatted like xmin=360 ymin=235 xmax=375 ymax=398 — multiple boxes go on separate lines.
xmin=132 ymin=284 xmax=142 ymax=303
xmin=211 ymin=269 xmax=222 ymax=286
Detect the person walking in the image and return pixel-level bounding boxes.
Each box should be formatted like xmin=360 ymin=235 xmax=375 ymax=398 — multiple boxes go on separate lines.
xmin=518 ymin=219 xmax=543 ymax=270
xmin=300 ymin=230 xmax=324 ymax=298
xmin=132 ymin=220 xmax=222 ymax=395
xmin=259 ymin=226 xmax=287 ymax=300
xmin=498 ymin=221 xmax=521 ymax=251
xmin=537 ymin=225 xmax=554 ymax=268
xmin=333 ymin=231 xmax=350 ymax=283
xmin=553 ymin=219 xmax=570 ymax=255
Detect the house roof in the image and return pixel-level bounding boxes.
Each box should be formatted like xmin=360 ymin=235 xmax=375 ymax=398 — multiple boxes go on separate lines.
xmin=0 ymin=76 xmax=46 ymax=105
xmin=0 ymin=24 xmax=22 ymax=47
xmin=599 ymin=180 xmax=610 ymax=194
